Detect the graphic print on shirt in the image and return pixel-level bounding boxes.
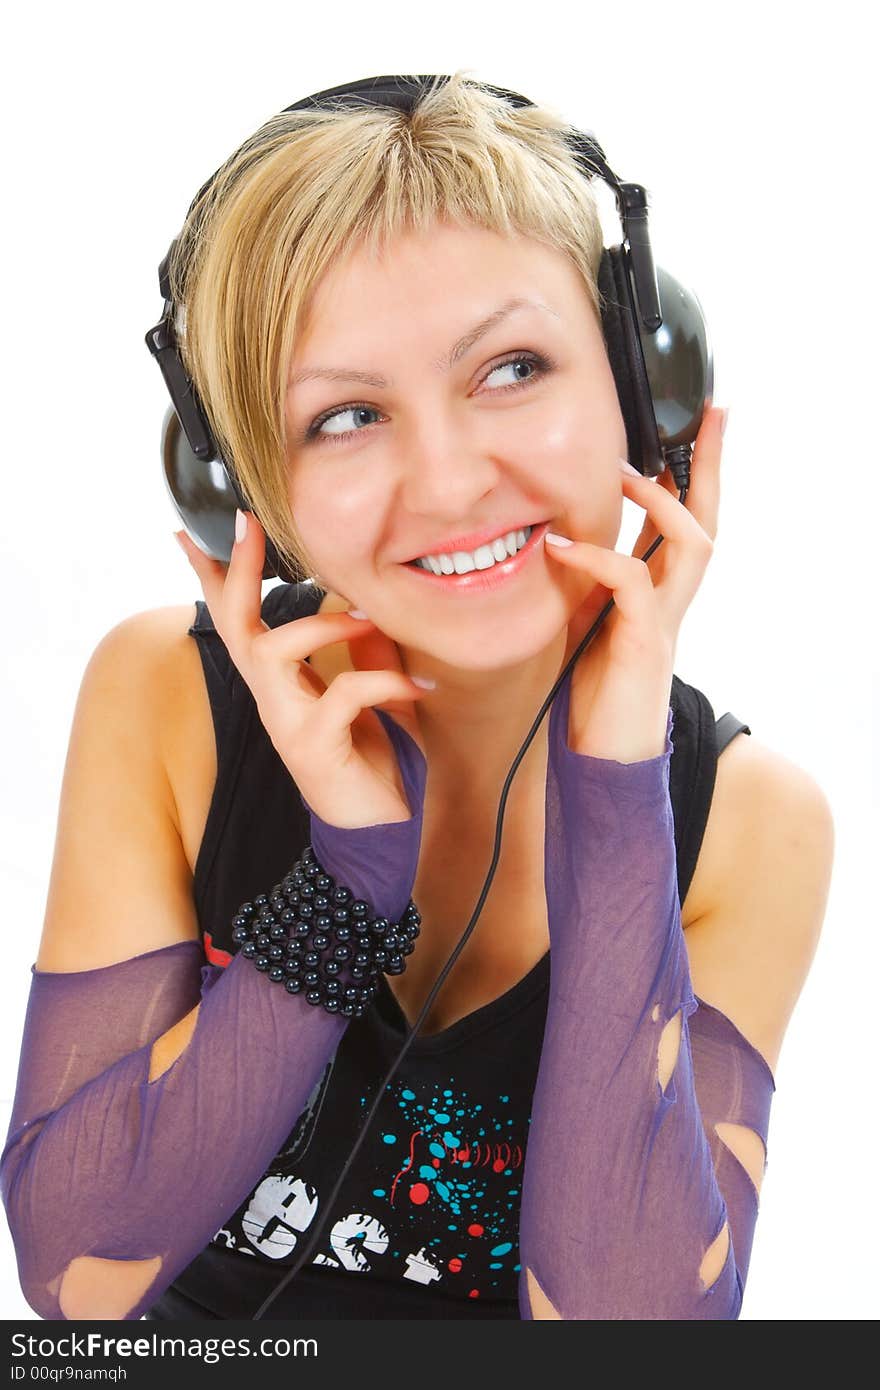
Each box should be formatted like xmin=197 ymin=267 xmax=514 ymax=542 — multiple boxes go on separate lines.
xmin=211 ymin=1075 xmax=527 ymax=1301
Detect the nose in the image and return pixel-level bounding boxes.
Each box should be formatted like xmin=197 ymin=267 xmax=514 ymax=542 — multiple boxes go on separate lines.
xmin=397 ymin=411 xmax=502 ymax=517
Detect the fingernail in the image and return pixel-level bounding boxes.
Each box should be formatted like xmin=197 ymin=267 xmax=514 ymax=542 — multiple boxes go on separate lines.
xmin=544 ymin=531 xmax=573 ymax=547
xmin=719 ymin=407 xmax=730 ymax=437
xmin=347 ymin=608 xmax=370 ymax=619
xmin=411 ymin=675 xmax=437 ymax=689
xmin=234 ymin=508 xmax=248 ymax=544
xmin=618 ymin=458 xmax=641 ymax=476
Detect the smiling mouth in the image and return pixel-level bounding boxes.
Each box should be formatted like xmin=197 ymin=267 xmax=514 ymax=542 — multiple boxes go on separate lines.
xmin=405 ymin=523 xmax=543 ymax=575
xmin=401 ymin=520 xmax=551 ymax=591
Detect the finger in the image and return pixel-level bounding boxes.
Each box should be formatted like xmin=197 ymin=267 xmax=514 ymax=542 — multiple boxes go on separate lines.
xmin=544 ymin=537 xmax=665 ymax=652
xmin=616 ymin=469 xmax=713 ymax=616
xmin=331 ymin=619 xmax=437 ymax=744
xmin=217 ymin=509 xmax=269 ymax=654
xmin=312 ymin=590 xmax=404 ymax=677
xmin=310 ymin=667 xmax=433 ymax=748
xmin=256 ymin=607 xmax=381 ymax=668
xmin=348 ymin=625 xmax=407 ymax=676
xmin=628 ymin=404 xmax=724 ymax=550
xmin=619 ymin=465 xmax=710 ymax=554
xmin=346 ymin=627 xmax=435 ymax=737
xmin=685 ymin=404 xmax=723 ymax=543
xmin=305 ymin=598 xmax=411 ymax=681
xmin=629 ymin=464 xmax=687 ymax=564
xmin=174 ymin=528 xmax=231 ymax=631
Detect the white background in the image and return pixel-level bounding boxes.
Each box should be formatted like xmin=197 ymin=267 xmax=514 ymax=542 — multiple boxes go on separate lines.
xmin=1 ymin=0 xmax=876 ymax=1322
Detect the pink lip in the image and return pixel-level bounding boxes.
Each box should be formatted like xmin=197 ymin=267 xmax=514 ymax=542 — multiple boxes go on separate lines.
xmin=400 ymin=521 xmax=550 ymax=594
xmin=402 ymin=519 xmax=544 ymax=564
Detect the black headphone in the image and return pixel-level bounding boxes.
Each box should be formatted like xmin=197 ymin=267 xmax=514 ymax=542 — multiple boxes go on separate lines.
xmin=145 ymin=72 xmax=713 ymax=1318
xmin=146 ymin=71 xmax=712 ymax=575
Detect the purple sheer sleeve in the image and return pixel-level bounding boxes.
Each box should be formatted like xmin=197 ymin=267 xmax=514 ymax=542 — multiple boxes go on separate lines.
xmin=0 ymin=714 xmax=426 ymax=1321
xmin=518 ymin=668 xmax=775 ymax=1320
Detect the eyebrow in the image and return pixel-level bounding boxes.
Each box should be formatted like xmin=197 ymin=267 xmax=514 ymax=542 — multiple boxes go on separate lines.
xmin=288 ymin=296 xmax=560 ymax=389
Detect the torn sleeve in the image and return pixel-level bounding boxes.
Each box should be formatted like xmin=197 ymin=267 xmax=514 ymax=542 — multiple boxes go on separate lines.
xmin=518 ymin=671 xmax=776 ymax=1320
xmin=0 ymin=711 xmax=427 ymax=1321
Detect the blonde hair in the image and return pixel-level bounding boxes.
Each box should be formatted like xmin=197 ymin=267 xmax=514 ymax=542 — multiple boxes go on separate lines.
xmin=168 ymin=70 xmax=606 ymax=582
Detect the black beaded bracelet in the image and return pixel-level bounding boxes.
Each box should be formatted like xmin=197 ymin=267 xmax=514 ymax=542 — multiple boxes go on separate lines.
xmin=229 ymin=846 xmax=421 ymax=1018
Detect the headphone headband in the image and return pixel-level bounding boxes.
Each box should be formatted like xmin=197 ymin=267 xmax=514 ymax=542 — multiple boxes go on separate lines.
xmin=278 ymin=74 xmax=661 ymax=332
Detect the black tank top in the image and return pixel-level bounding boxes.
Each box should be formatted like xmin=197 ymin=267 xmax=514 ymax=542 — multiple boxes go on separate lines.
xmin=145 ymin=580 xmax=750 ymax=1321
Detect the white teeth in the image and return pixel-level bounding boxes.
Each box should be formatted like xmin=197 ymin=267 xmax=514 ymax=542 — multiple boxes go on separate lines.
xmin=415 ymin=526 xmax=532 ymax=574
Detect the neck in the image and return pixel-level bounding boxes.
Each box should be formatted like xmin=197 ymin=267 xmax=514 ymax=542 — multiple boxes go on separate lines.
xmin=398 ymin=628 xmax=570 ymax=793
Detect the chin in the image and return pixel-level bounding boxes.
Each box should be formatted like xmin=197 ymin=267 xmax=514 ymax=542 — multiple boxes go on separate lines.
xmin=399 ymin=592 xmax=571 ymax=675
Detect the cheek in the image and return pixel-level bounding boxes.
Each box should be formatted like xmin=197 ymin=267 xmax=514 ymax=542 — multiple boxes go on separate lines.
xmin=516 ymin=404 xmax=623 ymax=543
xmin=516 ymin=385 xmax=622 ymax=470
xmin=287 ymin=474 xmax=385 ymax=588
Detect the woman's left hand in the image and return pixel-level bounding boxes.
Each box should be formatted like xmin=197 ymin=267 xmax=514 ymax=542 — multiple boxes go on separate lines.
xmin=544 ymin=405 xmax=725 ymax=764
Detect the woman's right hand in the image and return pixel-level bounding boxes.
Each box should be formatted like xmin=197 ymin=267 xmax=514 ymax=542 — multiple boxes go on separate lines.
xmin=175 ymin=510 xmax=431 ymax=830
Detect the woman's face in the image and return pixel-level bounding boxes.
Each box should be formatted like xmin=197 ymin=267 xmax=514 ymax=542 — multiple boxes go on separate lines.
xmin=284 ymin=219 xmax=628 ymax=673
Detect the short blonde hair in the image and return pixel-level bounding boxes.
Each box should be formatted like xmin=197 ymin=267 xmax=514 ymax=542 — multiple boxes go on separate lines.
xmin=168 ymin=70 xmax=606 ymax=582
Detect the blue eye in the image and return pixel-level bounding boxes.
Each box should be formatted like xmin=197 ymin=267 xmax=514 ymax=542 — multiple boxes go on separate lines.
xmin=304 ymin=351 xmax=555 ymax=448
xmin=310 ymin=403 xmax=382 ymax=442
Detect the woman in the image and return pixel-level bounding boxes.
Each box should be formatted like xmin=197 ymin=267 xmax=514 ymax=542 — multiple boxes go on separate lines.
xmin=0 ymin=72 xmax=833 ymax=1321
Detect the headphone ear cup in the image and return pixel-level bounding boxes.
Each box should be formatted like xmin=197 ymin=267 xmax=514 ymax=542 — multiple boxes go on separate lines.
xmin=599 ymin=247 xmax=714 ymax=476
xmin=598 ymin=246 xmax=661 ymax=476
xmin=160 ymin=407 xmax=302 ymax=583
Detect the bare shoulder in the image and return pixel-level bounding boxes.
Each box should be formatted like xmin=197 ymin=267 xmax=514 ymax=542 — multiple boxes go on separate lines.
xmin=107 ymin=606 xmax=218 ymax=872
xmin=94 ymin=602 xmax=206 ymax=702
xmin=84 ymin=603 xmax=203 ymax=721
xmin=691 ymin=730 xmax=835 ymax=922
xmin=683 ymin=731 xmax=835 ymax=1075
xmin=36 ymin=604 xmax=215 ymax=971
